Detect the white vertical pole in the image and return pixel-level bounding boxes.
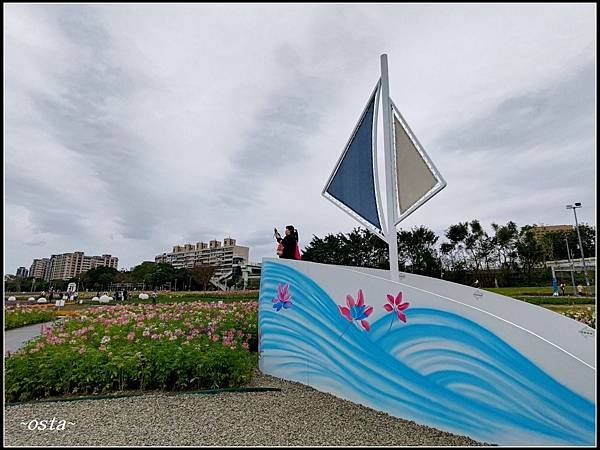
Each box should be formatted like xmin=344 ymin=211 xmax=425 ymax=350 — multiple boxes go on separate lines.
xmin=380 ymin=54 xmax=399 ymax=282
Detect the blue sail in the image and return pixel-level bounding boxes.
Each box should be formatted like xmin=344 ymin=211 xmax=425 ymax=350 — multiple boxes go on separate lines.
xmin=324 ymin=87 xmax=381 ymax=232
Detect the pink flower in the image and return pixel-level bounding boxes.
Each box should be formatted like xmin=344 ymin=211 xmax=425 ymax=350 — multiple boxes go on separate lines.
xmin=384 ymin=291 xmax=410 ymax=323
xmin=127 ymin=332 xmax=135 ymax=341
xmin=78 ymin=347 xmax=86 ymax=354
xmin=338 ymin=289 xmax=373 ymax=332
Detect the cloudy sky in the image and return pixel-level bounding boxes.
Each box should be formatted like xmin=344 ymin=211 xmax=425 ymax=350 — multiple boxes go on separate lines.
xmin=4 ymin=3 xmax=596 ymax=272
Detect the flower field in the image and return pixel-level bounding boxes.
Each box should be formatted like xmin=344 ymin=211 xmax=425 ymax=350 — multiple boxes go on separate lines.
xmin=5 ymin=301 xmax=258 ymax=402
xmin=5 ymin=305 xmax=57 ymax=330
xmin=556 ymin=307 xmax=596 ymax=329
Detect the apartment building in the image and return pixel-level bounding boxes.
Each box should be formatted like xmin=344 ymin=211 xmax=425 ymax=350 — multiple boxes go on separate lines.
xmin=531 ymin=224 xmax=574 ymax=240
xmin=29 ymin=258 xmax=51 ymax=279
xmin=29 ymin=252 xmax=118 ymax=281
xmin=155 ymin=238 xmax=250 ymax=282
xmin=16 ymin=267 xmax=29 ymax=278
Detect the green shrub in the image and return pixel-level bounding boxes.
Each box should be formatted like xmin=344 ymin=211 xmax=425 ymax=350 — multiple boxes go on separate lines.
xmin=5 ymin=307 xmax=56 ymax=330
xmin=5 ymin=301 xmax=258 ymax=402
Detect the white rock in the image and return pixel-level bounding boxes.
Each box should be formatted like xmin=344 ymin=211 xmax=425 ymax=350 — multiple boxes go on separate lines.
xmin=37 ymin=298 xmax=47 ymax=303
xmin=28 ymin=297 xmax=35 ymax=302
xmin=92 ymin=296 xmax=100 ymax=302
xmin=139 ymin=293 xmax=149 ymax=300
xmin=99 ymin=295 xmax=111 ymax=303
xmin=8 ymin=296 xmax=16 ymax=302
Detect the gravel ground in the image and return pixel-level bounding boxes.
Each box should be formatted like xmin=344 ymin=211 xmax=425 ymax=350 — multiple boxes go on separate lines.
xmin=5 ymin=370 xmax=489 ymax=446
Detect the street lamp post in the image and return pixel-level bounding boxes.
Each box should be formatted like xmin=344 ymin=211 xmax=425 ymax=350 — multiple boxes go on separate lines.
xmin=566 ymin=203 xmax=590 ymax=290
xmin=564 ymin=234 xmax=578 ymax=297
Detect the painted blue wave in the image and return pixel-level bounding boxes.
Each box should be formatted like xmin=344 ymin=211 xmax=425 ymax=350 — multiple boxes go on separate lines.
xmin=258 ymin=262 xmax=595 ymax=446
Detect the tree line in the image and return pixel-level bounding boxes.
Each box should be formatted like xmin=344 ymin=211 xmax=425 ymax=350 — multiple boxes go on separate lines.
xmin=301 ymin=221 xmax=595 ymax=287
xmin=5 ymin=262 xmax=227 ymax=293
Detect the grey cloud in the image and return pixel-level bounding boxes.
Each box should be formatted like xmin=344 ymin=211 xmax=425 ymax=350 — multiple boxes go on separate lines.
xmin=4 ymin=169 xmax=91 ymax=238
xmin=435 ymin=62 xmax=595 ymax=154
xmin=18 ymin=6 xmax=165 ymax=240
xmin=25 ymin=239 xmax=47 ymax=247
xmin=5 ymin=5 xmax=595 ymax=270
xmin=219 ymin=70 xmax=332 ymax=209
xmin=217 ymin=12 xmax=384 ymax=208
xmin=241 ymin=229 xmax=278 ymax=248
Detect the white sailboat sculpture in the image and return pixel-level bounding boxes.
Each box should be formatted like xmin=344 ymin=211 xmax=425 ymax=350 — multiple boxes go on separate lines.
xmin=322 ymin=54 xmax=446 ymax=281
xmin=259 ymin=54 xmax=595 ymax=446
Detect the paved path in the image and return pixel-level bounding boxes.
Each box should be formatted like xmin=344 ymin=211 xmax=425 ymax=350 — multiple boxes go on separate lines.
xmin=4 ymin=321 xmax=54 ymax=354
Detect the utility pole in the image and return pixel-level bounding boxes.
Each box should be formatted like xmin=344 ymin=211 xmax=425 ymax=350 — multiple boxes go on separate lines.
xmin=566 ymin=203 xmax=590 ymax=291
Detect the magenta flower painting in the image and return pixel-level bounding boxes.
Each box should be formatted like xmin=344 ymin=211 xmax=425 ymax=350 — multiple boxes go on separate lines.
xmin=272 ymin=283 xmax=292 ymax=311
xmin=384 ymin=291 xmax=410 ymax=323
xmin=338 ymin=289 xmax=373 ymax=331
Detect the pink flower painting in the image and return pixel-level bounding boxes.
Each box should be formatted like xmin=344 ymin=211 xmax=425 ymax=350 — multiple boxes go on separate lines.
xmin=272 ymin=283 xmax=292 ymax=311
xmin=384 ymin=291 xmax=410 ymax=324
xmin=338 ymin=289 xmax=373 ymax=331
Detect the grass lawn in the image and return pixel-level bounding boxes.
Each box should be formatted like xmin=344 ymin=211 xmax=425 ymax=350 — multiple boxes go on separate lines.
xmin=512 ymin=296 xmax=595 ymax=306
xmin=543 ymin=304 xmax=596 ymax=312
xmin=486 ymin=286 xmax=596 ymax=297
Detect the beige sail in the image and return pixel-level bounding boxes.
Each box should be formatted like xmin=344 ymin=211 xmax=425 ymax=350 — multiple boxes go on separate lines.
xmin=393 ymin=115 xmax=437 ymax=214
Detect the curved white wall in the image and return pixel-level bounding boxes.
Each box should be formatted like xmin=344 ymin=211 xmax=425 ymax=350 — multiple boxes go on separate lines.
xmin=258 ymin=258 xmax=596 ymax=445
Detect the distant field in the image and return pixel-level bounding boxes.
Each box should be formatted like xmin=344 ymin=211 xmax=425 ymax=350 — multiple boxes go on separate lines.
xmin=485 ymin=286 xmax=596 ymax=298
xmin=4 ymin=290 xmax=260 ymax=304
xmin=544 ymin=304 xmax=595 ymax=312
xmin=513 ymin=296 xmax=595 ymax=305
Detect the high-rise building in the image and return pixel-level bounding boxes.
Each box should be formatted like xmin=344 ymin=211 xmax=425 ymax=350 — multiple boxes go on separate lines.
xmin=30 ymin=258 xmax=51 ymax=279
xmin=155 ymin=237 xmax=250 ymax=288
xmin=29 ymin=252 xmax=119 ymax=281
xmin=16 ymin=267 xmax=29 ymax=278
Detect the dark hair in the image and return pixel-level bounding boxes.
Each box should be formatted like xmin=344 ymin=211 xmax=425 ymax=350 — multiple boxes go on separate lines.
xmin=286 ymin=225 xmax=298 ymax=242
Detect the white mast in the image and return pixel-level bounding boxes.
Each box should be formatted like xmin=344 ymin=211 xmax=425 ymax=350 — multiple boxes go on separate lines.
xmin=380 ymin=54 xmax=400 ymax=282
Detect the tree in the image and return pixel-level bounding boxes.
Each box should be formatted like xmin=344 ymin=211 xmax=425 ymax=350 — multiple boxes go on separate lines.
xmin=538 ymin=224 xmax=596 ymax=262
xmin=491 ymin=221 xmax=519 ymax=270
xmin=150 ymin=263 xmax=176 ymax=289
xmin=302 ymin=226 xmax=442 ymax=276
xmin=397 ymin=226 xmax=441 ymax=277
xmin=173 ymin=267 xmax=191 ymax=291
xmin=191 ymin=264 xmax=218 ymax=291
xmin=80 ymin=266 xmax=119 ymax=291
xmin=302 ymin=228 xmax=388 ymax=268
xmin=516 ymin=225 xmax=544 ymax=284
xmin=130 ymin=262 xmax=157 ymax=284
xmin=301 ymin=233 xmax=350 ymax=265
xmin=441 ymin=220 xmax=492 ymax=273
xmin=574 ymin=223 xmax=596 ymax=259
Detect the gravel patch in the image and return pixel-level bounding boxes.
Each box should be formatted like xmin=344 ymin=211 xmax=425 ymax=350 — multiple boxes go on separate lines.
xmin=5 ymin=370 xmax=489 ymax=446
